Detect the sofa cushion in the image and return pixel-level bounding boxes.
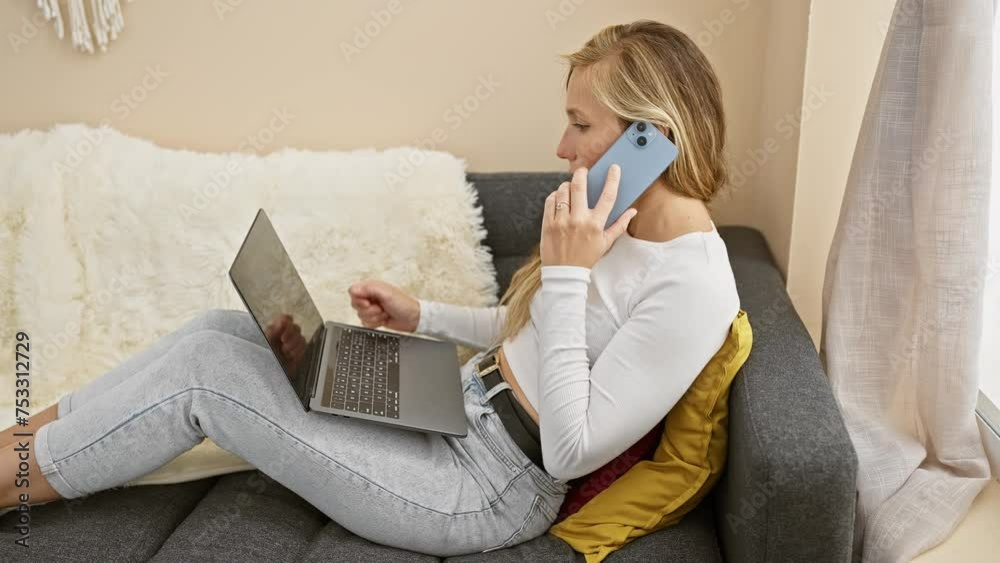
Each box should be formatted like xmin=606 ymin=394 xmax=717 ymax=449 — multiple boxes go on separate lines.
xmin=0 ymin=467 xmax=722 ymax=562
xmin=554 ymin=419 xmax=664 ymax=523
xmin=149 ymin=471 xmax=328 ymax=561
xmin=0 ymin=477 xmax=217 ymax=560
xmin=547 ymin=310 xmax=753 ymax=562
xmin=442 ymin=499 xmax=722 ymax=562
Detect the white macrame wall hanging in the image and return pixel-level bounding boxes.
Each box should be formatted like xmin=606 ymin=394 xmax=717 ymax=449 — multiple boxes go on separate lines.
xmin=36 ymin=0 xmax=125 ymax=54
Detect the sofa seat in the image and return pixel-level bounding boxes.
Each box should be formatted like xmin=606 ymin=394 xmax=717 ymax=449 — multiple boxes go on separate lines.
xmin=0 ymin=469 xmax=723 ymax=562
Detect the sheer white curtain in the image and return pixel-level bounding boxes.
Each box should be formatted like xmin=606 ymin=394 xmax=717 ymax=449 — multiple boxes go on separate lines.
xmin=984 ymin=0 xmax=1000 ymax=408
xmin=821 ymin=0 xmax=994 ymax=562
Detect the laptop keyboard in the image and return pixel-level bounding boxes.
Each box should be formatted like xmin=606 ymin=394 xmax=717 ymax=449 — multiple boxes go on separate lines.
xmin=328 ymin=328 xmax=400 ymax=418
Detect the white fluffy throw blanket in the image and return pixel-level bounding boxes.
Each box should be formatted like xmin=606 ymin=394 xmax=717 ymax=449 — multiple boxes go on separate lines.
xmin=0 ymin=124 xmax=500 ymax=487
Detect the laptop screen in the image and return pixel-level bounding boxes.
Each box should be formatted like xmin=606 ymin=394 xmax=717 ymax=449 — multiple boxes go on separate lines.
xmin=228 ymin=209 xmax=326 ymax=400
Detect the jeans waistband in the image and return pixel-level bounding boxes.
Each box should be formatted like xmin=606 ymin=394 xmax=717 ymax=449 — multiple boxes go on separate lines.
xmin=474 ymin=345 xmax=545 ymax=473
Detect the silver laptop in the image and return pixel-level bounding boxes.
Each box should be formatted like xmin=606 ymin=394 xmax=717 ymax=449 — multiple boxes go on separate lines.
xmin=228 ymin=208 xmax=468 ymax=437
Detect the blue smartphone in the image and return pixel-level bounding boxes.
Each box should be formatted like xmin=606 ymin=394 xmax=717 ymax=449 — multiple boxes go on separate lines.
xmin=586 ymin=121 xmax=679 ymax=230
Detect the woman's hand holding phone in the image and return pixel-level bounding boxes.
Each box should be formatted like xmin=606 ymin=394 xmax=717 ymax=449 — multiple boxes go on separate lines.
xmin=585 ymin=120 xmax=678 ymax=229
xmin=540 ymin=163 xmax=637 ymax=269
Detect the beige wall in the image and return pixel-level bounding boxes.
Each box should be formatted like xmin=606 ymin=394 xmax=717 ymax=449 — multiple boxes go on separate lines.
xmin=2 ymin=0 xmax=892 ymax=348
xmin=710 ymin=0 xmax=810 ymax=278
xmin=0 ymin=1 xmax=773 ymax=168
xmin=787 ymin=0 xmax=897 ymax=347
xmin=0 ymin=1 xmax=801 ymax=262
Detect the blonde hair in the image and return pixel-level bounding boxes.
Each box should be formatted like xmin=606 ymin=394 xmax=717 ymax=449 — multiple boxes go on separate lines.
xmin=488 ymin=19 xmax=729 ymax=348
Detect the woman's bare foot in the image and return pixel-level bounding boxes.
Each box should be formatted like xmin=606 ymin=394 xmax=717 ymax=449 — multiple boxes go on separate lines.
xmin=0 ymin=403 xmax=58 ymax=449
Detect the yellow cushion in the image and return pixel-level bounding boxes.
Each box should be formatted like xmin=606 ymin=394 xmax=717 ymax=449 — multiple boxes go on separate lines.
xmin=547 ymin=309 xmax=753 ymax=563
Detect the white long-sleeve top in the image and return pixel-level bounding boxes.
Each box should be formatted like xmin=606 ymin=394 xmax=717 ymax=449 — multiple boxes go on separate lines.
xmin=415 ymin=222 xmax=740 ymax=481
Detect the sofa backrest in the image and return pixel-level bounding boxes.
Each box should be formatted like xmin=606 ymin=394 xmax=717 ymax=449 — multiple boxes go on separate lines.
xmin=467 ymin=172 xmax=571 ymax=297
xmin=466 ymin=171 xmax=773 ymax=300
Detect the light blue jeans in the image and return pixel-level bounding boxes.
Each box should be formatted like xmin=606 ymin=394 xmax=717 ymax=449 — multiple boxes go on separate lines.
xmin=34 ymin=309 xmax=570 ymax=556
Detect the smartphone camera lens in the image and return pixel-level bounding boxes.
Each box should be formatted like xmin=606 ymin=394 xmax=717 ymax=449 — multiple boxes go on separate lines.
xmin=636 ymin=122 xmax=647 ymax=132
xmin=637 ymin=136 xmax=647 ymax=146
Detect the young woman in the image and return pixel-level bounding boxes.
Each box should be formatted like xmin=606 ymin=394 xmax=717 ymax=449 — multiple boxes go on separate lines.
xmin=0 ymin=19 xmax=739 ymax=556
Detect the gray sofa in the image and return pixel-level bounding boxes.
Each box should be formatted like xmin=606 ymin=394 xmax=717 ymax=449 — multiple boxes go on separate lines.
xmin=0 ymin=172 xmax=858 ymax=562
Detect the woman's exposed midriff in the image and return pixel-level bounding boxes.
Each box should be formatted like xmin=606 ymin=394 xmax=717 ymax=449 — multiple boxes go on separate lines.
xmin=496 ymin=344 xmax=540 ymax=427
